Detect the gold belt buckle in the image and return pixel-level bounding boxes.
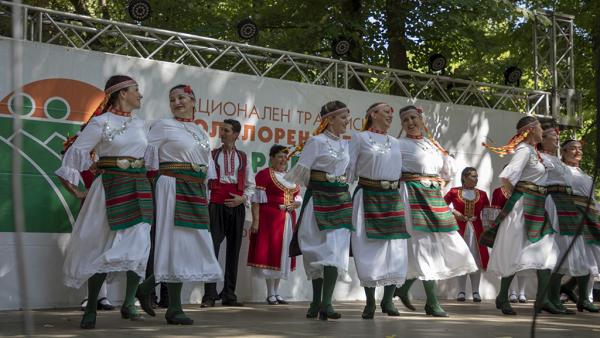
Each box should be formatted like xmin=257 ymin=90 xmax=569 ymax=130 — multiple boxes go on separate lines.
xmin=325 ymin=173 xmax=335 ymax=183
xmin=380 ymin=180 xmax=390 ymax=189
xmin=540 ymin=187 xmax=547 ymax=194
xmin=420 ymin=179 xmax=431 ymax=187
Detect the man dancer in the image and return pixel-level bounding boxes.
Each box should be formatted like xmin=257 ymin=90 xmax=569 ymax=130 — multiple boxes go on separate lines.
xmin=202 ymin=119 xmax=255 ymax=307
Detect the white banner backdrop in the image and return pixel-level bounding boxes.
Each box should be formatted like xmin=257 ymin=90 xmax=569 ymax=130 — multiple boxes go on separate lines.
xmin=0 ymin=39 xmax=527 ymax=310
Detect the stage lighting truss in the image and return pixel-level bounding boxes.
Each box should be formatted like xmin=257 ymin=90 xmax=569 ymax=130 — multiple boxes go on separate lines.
xmin=504 ymin=66 xmax=522 ymax=86
xmin=332 ymin=38 xmax=352 ymax=57
xmin=237 ymin=18 xmax=258 ymax=40
xmin=1 ymin=1 xmax=576 ymax=124
xmin=128 ymin=0 xmax=151 ymax=22
xmin=428 ymin=53 xmax=447 ymax=73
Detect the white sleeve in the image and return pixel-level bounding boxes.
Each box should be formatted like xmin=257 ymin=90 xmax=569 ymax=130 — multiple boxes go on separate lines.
xmin=243 ymin=160 xmax=256 ymax=202
xmin=252 ymin=189 xmax=267 ymax=203
xmin=285 ymin=137 xmax=319 ymax=187
xmin=143 ymin=120 xmax=165 ymax=171
xmin=345 ymin=132 xmax=361 ymax=183
xmin=55 ymin=117 xmax=103 ymax=185
xmin=499 ymin=145 xmax=530 ymax=186
xmin=440 ymin=153 xmax=456 ymax=181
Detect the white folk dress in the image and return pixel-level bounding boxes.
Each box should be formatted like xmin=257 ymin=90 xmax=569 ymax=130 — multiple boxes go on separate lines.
xmin=542 ymin=153 xmax=597 ymax=277
xmin=348 ymin=131 xmax=408 ymax=287
xmin=563 ymin=165 xmax=600 ymax=278
xmin=145 ymin=118 xmax=224 ymax=283
xmin=285 ymin=133 xmax=351 ymax=280
xmin=399 ymin=137 xmax=478 ymax=280
xmin=487 ymin=143 xmax=558 ymax=277
xmin=56 ymin=112 xmax=151 ymax=289
xmin=251 ymin=171 xmax=302 ymax=280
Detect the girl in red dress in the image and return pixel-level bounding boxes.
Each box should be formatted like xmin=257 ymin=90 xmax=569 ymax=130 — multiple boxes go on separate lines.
xmin=247 ymin=145 xmax=301 ymax=304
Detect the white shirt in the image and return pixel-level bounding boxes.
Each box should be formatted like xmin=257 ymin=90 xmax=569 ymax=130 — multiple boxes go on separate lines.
xmin=499 ymin=143 xmax=546 ymax=186
xmin=347 ymin=131 xmax=402 ymax=182
xmin=398 ymin=137 xmax=455 ymax=180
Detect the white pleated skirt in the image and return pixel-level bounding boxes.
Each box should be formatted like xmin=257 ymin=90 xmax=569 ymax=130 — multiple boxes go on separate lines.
xmin=63 ymin=177 xmax=151 ymax=289
xmin=487 ymin=198 xmax=559 ymax=278
xmin=464 ymin=221 xmax=483 ymax=270
xmin=252 ymin=212 xmax=294 ymax=280
xmin=153 ymin=176 xmax=223 ymax=283
xmin=400 ymin=182 xmax=478 ymax=280
xmin=351 ymin=189 xmax=408 ymax=287
xmin=298 ymin=198 xmax=351 ymax=280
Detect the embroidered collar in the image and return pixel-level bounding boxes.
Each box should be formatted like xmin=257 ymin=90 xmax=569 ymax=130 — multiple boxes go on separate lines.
xmin=406 ymin=134 xmax=424 ymax=140
xmin=109 ymin=108 xmax=132 ymax=117
xmin=368 ymin=128 xmax=387 ymax=135
xmin=175 ymin=116 xmax=194 ymax=122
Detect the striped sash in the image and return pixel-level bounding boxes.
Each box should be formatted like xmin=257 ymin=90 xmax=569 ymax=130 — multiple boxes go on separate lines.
xmin=358 ymin=184 xmax=409 ymax=240
xmin=101 ymin=167 xmax=153 ymax=231
xmin=480 ymin=181 xmax=552 ymax=248
xmin=403 ymin=179 xmax=458 ymax=233
xmin=549 ymin=189 xmax=580 ymax=235
xmin=304 ymin=179 xmax=353 ymax=231
xmin=160 ymin=163 xmax=209 ymax=230
xmin=572 ymin=195 xmax=600 ymax=245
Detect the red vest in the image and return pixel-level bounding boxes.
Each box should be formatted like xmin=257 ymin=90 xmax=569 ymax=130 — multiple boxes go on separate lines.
xmin=210 ymin=147 xmax=248 ymax=204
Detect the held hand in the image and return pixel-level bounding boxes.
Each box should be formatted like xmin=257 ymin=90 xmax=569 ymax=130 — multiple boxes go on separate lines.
xmin=224 ymin=193 xmax=246 ymax=208
xmin=250 ymin=221 xmax=259 ymax=234
xmin=74 ymin=189 xmax=87 ymax=200
xmin=292 ymin=201 xmax=302 ymax=209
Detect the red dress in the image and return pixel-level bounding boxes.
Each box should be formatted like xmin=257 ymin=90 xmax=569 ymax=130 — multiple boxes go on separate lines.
xmin=491 ymin=186 xmax=510 ymax=209
xmin=444 ymin=187 xmax=490 ymax=270
xmin=247 ymin=168 xmax=300 ymax=273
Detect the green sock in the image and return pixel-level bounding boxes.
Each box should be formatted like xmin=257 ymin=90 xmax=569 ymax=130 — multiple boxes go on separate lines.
xmin=548 ymin=273 xmax=563 ymax=307
xmin=364 ymin=287 xmax=375 ymax=307
xmin=536 ymin=269 xmax=551 ymax=306
xmin=310 ymin=278 xmax=323 ymax=309
xmin=563 ymin=276 xmax=577 ymax=291
xmin=382 ymin=285 xmax=396 ymax=305
xmin=397 ymin=278 xmax=416 ymax=296
xmin=167 ymin=283 xmax=183 ymax=315
xmin=321 ymin=266 xmax=338 ymax=309
xmin=123 ymin=271 xmax=141 ymax=310
xmin=422 ymin=280 xmax=441 ymax=309
xmin=84 ymin=273 xmax=107 ymax=315
xmin=498 ymin=275 xmax=515 ymax=302
xmin=576 ymin=274 xmax=591 ymax=304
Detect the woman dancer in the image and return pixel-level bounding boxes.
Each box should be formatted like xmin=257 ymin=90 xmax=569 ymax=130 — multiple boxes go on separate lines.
xmin=56 ymin=75 xmax=154 ymax=329
xmin=348 ymin=103 xmax=409 ymax=319
xmin=286 ymin=101 xmax=352 ymax=320
xmin=444 ymin=167 xmax=490 ymax=302
xmin=394 ymin=105 xmax=477 ymax=317
xmin=481 ymin=116 xmax=559 ymax=315
xmin=560 ymin=139 xmax=600 ymax=312
xmin=247 ymin=144 xmax=301 ymax=305
xmin=144 ymin=84 xmax=224 ymax=324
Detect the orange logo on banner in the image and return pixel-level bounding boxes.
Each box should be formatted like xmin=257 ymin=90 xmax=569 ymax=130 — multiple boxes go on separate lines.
xmin=0 ymin=78 xmax=104 ymax=122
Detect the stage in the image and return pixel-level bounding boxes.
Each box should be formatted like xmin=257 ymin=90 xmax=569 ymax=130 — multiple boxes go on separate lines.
xmin=2 ymin=300 xmax=599 ymax=337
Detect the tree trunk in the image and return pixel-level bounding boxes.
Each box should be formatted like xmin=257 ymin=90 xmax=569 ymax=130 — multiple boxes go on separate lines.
xmin=68 ymin=0 xmax=90 ymax=16
xmin=385 ymin=0 xmax=411 ymax=96
xmin=341 ymin=0 xmax=364 ymax=91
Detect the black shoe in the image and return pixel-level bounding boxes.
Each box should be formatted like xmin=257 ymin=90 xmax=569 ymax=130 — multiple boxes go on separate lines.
xmin=560 ymin=285 xmax=578 ymax=304
xmin=380 ymin=300 xmax=400 ymax=316
xmin=200 ymin=298 xmax=215 ymax=308
xmin=424 ymin=303 xmax=449 ymax=317
xmin=577 ymin=300 xmax=600 ymax=313
xmin=318 ymin=304 xmax=341 ymax=321
xmin=361 ymin=304 xmax=375 ymax=319
xmin=495 ymin=297 xmax=516 ymax=315
xmin=120 ymin=305 xmax=144 ymax=321
xmin=394 ymin=288 xmax=416 ymax=311
xmin=472 ymin=292 xmax=482 ymax=303
xmin=222 ymin=300 xmax=244 ymax=307
xmin=535 ymin=301 xmax=562 ymax=314
xmin=456 ymin=292 xmax=466 ymax=302
xmin=97 ymin=297 xmax=115 ymax=311
xmin=274 ymin=295 xmax=288 ymax=304
xmin=80 ymin=311 xmax=96 ymax=329
xmin=165 ymin=310 xmax=194 ymax=325
xmin=266 ymin=296 xmax=278 ymax=305
xmin=306 ymin=302 xmax=319 ymax=318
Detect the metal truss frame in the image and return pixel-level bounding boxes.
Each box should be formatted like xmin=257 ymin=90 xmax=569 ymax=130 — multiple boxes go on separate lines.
xmin=0 ymin=1 xmax=572 ymax=122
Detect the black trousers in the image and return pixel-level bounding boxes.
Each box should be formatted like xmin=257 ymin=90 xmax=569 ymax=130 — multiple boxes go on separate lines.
xmin=203 ymin=202 xmax=245 ymax=301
